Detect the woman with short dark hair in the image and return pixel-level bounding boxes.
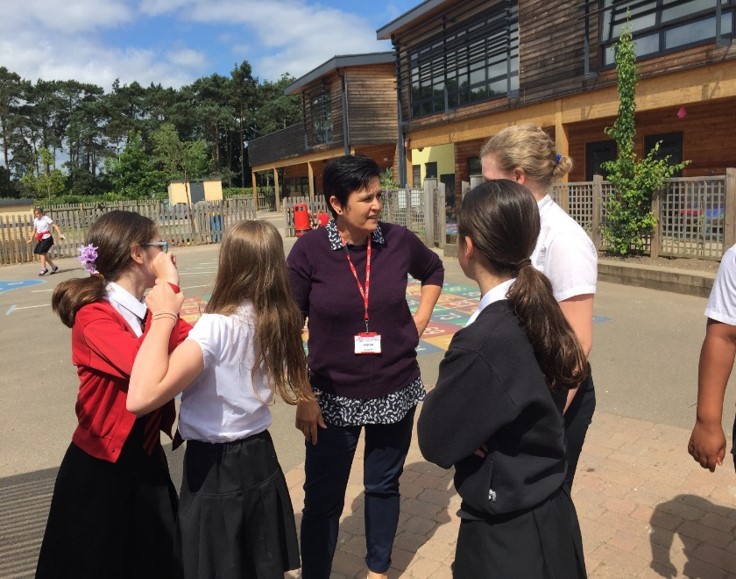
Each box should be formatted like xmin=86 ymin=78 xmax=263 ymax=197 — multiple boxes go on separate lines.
xmin=288 ymin=154 xmax=444 ymax=579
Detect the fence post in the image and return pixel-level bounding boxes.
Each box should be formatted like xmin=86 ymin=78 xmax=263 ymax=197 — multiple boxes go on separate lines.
xmin=651 ymin=187 xmax=662 ymax=258
xmin=725 ymin=168 xmax=736 ymax=251
xmin=592 ymin=175 xmax=602 ymax=251
xmin=423 ymin=179 xmax=437 ymax=247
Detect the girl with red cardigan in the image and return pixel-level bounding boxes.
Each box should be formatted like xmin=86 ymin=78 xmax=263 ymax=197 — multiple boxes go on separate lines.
xmin=36 ymin=211 xmax=191 ymax=579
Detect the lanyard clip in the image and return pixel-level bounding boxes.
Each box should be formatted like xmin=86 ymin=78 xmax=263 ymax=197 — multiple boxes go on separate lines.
xmin=365 ymin=318 xmax=370 ymax=332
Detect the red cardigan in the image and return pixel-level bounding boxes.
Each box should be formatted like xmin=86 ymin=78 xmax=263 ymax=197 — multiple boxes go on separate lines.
xmin=70 ymin=300 xmax=192 ymax=463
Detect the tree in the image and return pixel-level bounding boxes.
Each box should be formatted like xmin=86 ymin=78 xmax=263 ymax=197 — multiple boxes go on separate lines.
xmin=152 ymin=123 xmax=208 ymax=186
xmin=104 ymin=131 xmax=167 ymax=199
xmin=21 ymin=148 xmax=65 ymax=199
xmin=0 ymin=68 xmax=26 ymax=190
xmin=601 ymin=25 xmax=688 ymax=255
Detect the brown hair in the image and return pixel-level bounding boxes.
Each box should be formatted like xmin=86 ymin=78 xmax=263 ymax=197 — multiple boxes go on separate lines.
xmin=51 ymin=211 xmax=157 ymax=328
xmin=206 ymin=220 xmax=312 ymax=404
xmin=480 ymin=124 xmax=572 ymax=189
xmin=457 ymin=180 xmax=587 ymax=392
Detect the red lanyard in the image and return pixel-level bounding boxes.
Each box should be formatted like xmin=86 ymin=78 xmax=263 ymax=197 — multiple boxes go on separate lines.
xmin=341 ymin=235 xmax=371 ymax=331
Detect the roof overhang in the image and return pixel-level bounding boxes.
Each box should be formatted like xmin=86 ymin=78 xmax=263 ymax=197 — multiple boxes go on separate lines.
xmin=284 ymin=52 xmax=395 ymax=95
xmin=376 ymin=0 xmax=451 ymax=39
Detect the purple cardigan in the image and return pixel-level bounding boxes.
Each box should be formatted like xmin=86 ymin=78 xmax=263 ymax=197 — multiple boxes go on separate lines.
xmin=287 ymin=221 xmax=444 ymax=399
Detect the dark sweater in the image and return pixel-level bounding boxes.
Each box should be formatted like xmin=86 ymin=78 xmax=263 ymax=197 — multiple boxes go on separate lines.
xmin=418 ymin=300 xmax=567 ymax=517
xmin=287 ymin=221 xmax=444 ymax=399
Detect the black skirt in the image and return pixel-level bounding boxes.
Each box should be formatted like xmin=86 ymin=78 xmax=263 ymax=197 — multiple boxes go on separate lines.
xmin=35 ymin=419 xmax=178 ymax=579
xmin=176 ymin=430 xmax=300 ymax=579
xmin=33 ymin=237 xmax=53 ymax=254
xmin=452 ymin=487 xmax=587 ymax=578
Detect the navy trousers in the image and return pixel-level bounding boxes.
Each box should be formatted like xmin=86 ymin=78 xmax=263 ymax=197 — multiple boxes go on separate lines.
xmin=300 ymin=408 xmax=415 ymax=578
xmin=564 ymin=370 xmax=597 ymax=488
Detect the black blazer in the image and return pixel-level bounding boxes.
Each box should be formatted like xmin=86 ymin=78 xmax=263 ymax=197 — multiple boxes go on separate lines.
xmin=418 ymin=299 xmax=567 ymax=518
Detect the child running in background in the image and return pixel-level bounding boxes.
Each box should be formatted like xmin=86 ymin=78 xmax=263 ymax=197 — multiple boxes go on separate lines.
xmin=418 ymin=180 xmax=588 ymax=578
xmin=27 ymin=206 xmax=65 ymax=275
xmin=127 ymin=219 xmax=313 ymax=579
xmin=36 ymin=210 xmax=191 ymax=579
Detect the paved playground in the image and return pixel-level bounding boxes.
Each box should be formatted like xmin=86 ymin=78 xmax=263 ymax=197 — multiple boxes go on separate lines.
xmin=1 ymin=211 xmax=736 ymax=578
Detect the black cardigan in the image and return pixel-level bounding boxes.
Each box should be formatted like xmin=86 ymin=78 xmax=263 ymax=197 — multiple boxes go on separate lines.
xmin=418 ymin=300 xmax=567 ymax=518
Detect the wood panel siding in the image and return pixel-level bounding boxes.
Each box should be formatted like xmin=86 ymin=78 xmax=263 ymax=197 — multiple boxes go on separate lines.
xmin=346 ymin=64 xmax=398 ymax=145
xmin=567 ymin=96 xmax=736 ymax=181
xmin=518 ymin=1 xmax=589 ymax=100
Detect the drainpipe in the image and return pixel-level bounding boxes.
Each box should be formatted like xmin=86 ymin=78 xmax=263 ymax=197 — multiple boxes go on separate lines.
xmin=392 ymin=36 xmax=407 ymax=187
xmin=337 ymin=69 xmax=350 ymax=155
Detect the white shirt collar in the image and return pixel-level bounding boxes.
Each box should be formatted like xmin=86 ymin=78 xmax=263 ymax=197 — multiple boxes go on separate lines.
xmin=538 ymin=193 xmax=554 ymax=214
xmin=106 ymin=281 xmax=147 ymax=337
xmin=465 ymin=278 xmax=516 ymax=327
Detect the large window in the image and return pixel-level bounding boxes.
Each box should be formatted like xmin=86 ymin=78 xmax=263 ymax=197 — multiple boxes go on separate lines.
xmin=304 ymin=86 xmax=332 ymax=146
xmin=600 ymin=0 xmax=736 ymax=65
xmin=408 ymin=2 xmax=519 ymax=119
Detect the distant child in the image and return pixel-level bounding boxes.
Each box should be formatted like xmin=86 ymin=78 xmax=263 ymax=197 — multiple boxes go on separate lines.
xmin=127 ymin=219 xmax=313 ymax=578
xmin=27 ymin=206 xmax=65 ymax=275
xmin=688 ymin=243 xmax=736 ymax=474
xmin=36 ymin=210 xmax=191 ymax=579
xmin=418 ymin=180 xmax=588 ymax=577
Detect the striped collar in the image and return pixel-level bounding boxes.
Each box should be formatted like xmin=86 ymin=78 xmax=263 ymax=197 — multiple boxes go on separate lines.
xmin=326 ymin=219 xmax=386 ymax=251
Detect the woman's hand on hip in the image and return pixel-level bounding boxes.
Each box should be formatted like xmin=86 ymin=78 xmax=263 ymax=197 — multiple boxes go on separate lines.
xmin=296 ymin=399 xmax=326 ymax=445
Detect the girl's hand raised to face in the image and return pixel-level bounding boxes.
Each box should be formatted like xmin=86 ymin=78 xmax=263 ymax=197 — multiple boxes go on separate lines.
xmin=146 ymin=278 xmax=185 ymax=317
xmin=151 ymin=251 xmax=179 ymax=286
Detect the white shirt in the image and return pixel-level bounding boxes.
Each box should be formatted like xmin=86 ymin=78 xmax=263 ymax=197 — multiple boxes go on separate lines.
xmin=533 ymin=195 xmax=598 ymax=302
xmin=33 ymin=215 xmax=53 ymax=238
xmin=178 ymin=302 xmax=273 ymax=443
xmin=106 ymin=281 xmax=147 ymax=337
xmin=705 ymin=244 xmax=736 ymax=325
xmin=466 ymin=278 xmax=516 ymax=326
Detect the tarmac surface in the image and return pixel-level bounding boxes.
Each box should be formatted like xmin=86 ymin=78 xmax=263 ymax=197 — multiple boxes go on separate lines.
xmin=1 ymin=210 xmax=736 ymax=578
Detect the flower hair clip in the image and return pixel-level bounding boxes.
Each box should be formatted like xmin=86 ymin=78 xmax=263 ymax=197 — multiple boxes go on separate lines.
xmin=77 ymin=244 xmax=99 ymax=274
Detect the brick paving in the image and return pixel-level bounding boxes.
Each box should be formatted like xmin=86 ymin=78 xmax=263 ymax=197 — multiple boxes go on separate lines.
xmin=284 ymin=410 xmax=736 ymax=578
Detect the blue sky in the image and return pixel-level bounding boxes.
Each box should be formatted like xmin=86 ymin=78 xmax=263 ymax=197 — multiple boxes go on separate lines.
xmin=1 ymin=0 xmax=420 ymax=89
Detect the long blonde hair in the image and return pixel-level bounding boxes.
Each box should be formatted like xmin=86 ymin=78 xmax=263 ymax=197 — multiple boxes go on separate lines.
xmin=206 ymin=220 xmax=312 ymax=404
xmin=480 ymin=124 xmax=572 ymax=189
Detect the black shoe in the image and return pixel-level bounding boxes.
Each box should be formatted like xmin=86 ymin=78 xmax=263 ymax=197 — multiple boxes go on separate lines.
xmin=39 ymin=269 xmax=48 ymax=276
xmin=50 ymin=266 xmax=59 ymax=274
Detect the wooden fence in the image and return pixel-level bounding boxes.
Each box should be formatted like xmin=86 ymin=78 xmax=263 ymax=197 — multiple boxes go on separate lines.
xmin=282 ymin=179 xmax=447 ymax=247
xmin=0 ymin=197 xmax=256 ymax=266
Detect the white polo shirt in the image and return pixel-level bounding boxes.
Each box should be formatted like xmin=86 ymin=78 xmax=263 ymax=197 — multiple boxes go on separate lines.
xmin=533 ymin=195 xmax=598 ymax=302
xmin=705 ymin=244 xmax=736 ymax=325
xmin=178 ymin=301 xmax=273 ymax=443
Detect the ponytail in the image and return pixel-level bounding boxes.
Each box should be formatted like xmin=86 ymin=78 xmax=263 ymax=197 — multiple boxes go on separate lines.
xmin=52 ymin=275 xmax=107 ymax=328
xmin=457 ymin=179 xmax=587 ymax=394
xmin=507 ymin=266 xmax=588 ymax=393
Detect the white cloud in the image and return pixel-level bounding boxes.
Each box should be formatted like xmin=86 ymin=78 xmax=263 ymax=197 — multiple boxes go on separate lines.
xmin=0 ymin=0 xmax=398 ymax=89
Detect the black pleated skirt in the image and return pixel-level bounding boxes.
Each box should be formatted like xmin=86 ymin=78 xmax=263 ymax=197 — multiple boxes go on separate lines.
xmin=35 ymin=419 xmax=178 ymax=579
xmin=176 ymin=430 xmax=300 ymax=579
xmin=452 ymin=486 xmax=587 ymax=578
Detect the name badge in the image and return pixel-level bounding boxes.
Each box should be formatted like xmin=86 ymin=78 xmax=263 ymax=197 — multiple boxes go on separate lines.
xmin=355 ymin=332 xmax=381 ymax=355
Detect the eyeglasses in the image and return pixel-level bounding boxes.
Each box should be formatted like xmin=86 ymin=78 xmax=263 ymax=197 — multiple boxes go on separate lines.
xmin=143 ymin=241 xmax=169 ymax=254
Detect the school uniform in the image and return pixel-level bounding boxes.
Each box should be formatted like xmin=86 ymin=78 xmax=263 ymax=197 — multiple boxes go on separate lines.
xmin=33 ymin=215 xmax=55 ymax=254
xmin=36 ymin=285 xmax=191 ymax=579
xmin=535 ymin=194 xmax=598 ymax=487
xmin=418 ymin=282 xmax=587 ymax=578
xmin=175 ymin=302 xmax=300 ymax=579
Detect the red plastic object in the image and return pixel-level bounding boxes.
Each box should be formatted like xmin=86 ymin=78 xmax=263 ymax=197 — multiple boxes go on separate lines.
xmin=294 ymin=203 xmax=310 ymax=237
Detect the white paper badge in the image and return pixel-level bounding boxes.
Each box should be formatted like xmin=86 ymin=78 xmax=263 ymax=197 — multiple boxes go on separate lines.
xmin=354 ymin=332 xmax=382 ymax=354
